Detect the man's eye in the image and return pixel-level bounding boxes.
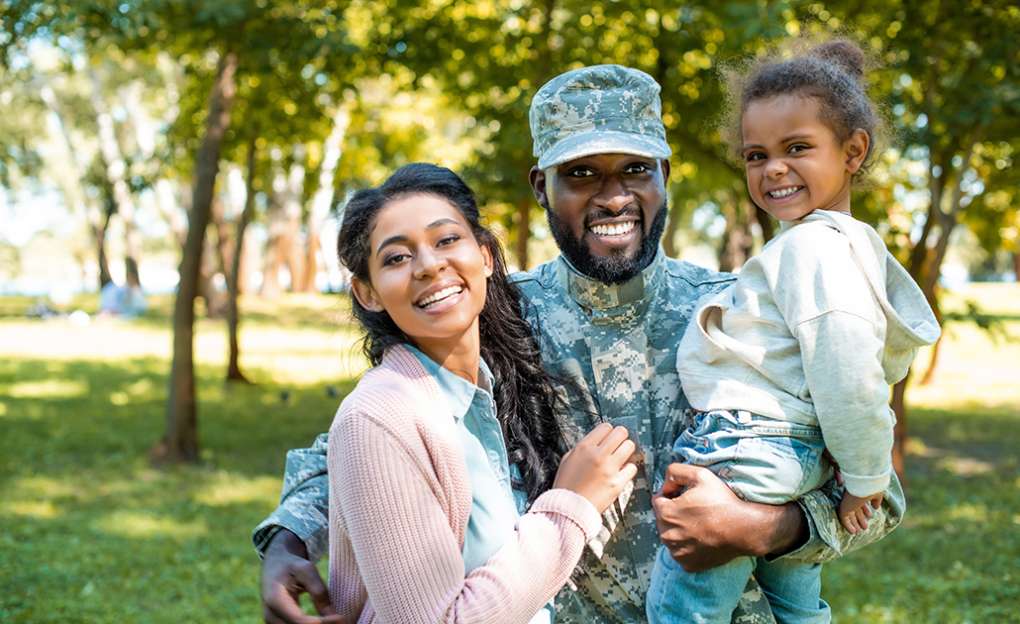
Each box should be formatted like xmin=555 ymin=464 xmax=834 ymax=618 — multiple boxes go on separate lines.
xmin=625 ymin=163 xmax=651 ymax=174
xmin=567 ymin=167 xmax=596 ymax=178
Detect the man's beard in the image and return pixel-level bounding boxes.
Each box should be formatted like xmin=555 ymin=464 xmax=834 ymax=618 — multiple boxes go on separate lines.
xmin=546 ymin=200 xmax=668 ymax=285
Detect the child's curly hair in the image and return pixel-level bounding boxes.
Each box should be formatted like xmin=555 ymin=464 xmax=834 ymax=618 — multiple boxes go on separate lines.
xmin=722 ymin=38 xmax=884 ymax=177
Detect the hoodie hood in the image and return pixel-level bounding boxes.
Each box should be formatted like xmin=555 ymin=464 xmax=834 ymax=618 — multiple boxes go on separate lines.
xmin=802 ymin=211 xmax=941 ymax=384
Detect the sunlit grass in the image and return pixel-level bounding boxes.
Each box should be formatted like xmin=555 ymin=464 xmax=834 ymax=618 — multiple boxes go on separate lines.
xmin=0 ymin=285 xmax=1017 ymax=623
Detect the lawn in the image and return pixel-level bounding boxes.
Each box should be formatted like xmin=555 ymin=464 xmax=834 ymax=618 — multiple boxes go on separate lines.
xmin=1 ymin=285 xmax=1017 ymax=623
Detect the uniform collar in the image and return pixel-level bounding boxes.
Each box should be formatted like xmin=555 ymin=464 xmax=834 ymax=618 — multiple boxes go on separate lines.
xmin=558 ymin=247 xmax=665 ymax=313
xmin=405 ymin=344 xmax=494 ymax=423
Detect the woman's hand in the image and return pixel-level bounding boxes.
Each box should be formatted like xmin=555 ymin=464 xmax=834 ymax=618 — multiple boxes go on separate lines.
xmin=553 ymin=423 xmax=639 ymax=513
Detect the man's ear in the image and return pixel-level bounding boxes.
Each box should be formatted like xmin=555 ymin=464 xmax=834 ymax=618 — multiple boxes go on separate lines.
xmin=659 ymin=158 xmax=671 ymax=183
xmin=351 ymin=276 xmax=384 ymax=312
xmin=845 ymin=129 xmax=870 ymax=174
xmin=529 ymin=166 xmax=549 ymax=210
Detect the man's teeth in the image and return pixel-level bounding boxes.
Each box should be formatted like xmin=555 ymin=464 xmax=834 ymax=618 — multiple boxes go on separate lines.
xmin=590 ymin=221 xmax=636 ymax=237
xmin=417 ymin=286 xmax=463 ymax=307
xmin=768 ymin=186 xmax=802 ymax=199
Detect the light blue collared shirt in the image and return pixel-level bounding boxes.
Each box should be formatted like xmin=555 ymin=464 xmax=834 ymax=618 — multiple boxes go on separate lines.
xmin=407 ymin=345 xmax=553 ymax=624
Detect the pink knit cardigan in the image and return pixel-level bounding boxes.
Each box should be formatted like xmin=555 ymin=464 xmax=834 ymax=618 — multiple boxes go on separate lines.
xmin=327 ymin=345 xmax=602 ymax=624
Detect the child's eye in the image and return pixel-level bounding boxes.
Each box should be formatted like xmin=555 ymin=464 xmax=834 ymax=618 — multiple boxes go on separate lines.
xmin=788 ymin=143 xmax=810 ymax=154
xmin=745 ymin=151 xmax=766 ymax=162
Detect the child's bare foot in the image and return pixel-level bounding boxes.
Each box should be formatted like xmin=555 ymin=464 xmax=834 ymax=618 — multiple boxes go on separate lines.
xmin=839 ymin=492 xmax=884 ymax=534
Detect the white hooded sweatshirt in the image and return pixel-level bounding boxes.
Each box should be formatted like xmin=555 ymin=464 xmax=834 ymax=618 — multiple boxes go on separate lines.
xmin=676 ymin=210 xmax=940 ymax=497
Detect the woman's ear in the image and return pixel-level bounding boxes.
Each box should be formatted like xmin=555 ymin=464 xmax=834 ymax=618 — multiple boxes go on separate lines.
xmin=481 ymin=242 xmax=494 ymax=278
xmin=845 ymin=129 xmax=870 ymax=174
xmin=351 ymin=276 xmax=384 ymax=312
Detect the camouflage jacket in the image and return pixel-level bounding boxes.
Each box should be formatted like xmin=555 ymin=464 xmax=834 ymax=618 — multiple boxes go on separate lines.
xmin=253 ymin=250 xmax=905 ymax=623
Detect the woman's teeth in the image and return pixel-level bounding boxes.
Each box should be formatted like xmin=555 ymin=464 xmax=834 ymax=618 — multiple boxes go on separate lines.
xmin=590 ymin=221 xmax=636 ymax=237
xmin=768 ymin=186 xmax=802 ymax=199
xmin=417 ymin=286 xmax=463 ymax=308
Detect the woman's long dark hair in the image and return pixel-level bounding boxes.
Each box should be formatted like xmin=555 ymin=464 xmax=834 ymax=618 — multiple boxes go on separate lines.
xmin=337 ymin=163 xmax=567 ymax=503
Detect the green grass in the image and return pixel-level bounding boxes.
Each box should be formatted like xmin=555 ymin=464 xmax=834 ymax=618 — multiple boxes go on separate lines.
xmin=1 ymin=285 xmax=1018 ymax=623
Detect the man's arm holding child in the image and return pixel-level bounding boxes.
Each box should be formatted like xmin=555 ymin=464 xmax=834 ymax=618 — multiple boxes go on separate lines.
xmin=252 ymin=434 xmax=343 ymax=624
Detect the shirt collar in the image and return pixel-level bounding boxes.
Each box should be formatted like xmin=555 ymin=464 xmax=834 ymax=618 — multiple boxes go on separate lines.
xmin=558 ymin=247 xmax=666 ymax=312
xmin=405 ymin=343 xmax=494 ymax=422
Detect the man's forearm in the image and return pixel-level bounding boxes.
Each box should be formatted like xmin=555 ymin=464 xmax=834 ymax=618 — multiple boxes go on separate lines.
xmin=265 ymin=527 xmax=309 ymax=560
xmin=749 ymin=501 xmax=809 ymax=558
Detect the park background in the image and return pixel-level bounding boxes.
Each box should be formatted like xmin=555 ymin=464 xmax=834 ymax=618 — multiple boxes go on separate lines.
xmin=1 ymin=0 xmax=1018 ymax=622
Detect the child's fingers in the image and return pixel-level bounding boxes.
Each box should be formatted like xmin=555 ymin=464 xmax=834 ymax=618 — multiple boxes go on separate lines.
xmin=856 ymin=508 xmax=870 ymax=531
xmin=842 ymin=513 xmax=859 ymax=534
xmin=861 ymin=503 xmax=873 ymax=519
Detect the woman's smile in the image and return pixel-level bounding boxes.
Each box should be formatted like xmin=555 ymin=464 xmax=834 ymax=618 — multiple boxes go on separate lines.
xmin=352 ymin=192 xmax=493 ymax=351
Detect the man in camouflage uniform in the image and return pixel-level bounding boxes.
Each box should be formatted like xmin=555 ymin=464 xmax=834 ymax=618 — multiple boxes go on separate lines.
xmin=255 ymin=65 xmax=904 ymax=624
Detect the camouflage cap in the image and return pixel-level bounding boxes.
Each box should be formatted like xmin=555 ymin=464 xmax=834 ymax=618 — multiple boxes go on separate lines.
xmin=530 ymin=64 xmax=671 ymax=169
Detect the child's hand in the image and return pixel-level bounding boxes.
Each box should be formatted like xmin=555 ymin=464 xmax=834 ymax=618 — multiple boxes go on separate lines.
xmin=839 ymin=492 xmax=884 ymax=534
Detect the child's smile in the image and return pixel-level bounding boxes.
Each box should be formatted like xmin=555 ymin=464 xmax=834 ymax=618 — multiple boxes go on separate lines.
xmin=740 ymin=94 xmax=866 ymax=222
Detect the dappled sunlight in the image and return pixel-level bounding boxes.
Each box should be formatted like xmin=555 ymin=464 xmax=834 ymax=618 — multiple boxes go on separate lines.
xmin=193 ymin=474 xmax=280 ymax=507
xmin=96 ymin=510 xmax=208 ymax=539
xmin=3 ymin=500 xmax=59 ymax=519
xmin=0 ymin=402 xmax=7 ymax=416
xmin=944 ymin=503 xmax=992 ymax=524
xmin=936 ymin=456 xmax=995 ymax=477
xmin=8 ymin=476 xmax=77 ymax=500
xmin=6 ymin=378 xmax=88 ymax=399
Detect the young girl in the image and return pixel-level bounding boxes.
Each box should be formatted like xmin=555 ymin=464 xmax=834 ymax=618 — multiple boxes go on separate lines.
xmin=647 ymin=40 xmax=940 ymax=622
xmin=328 ymin=163 xmax=638 ymax=623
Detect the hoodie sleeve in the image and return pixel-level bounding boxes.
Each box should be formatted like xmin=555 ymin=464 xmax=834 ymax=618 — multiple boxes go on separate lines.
xmin=796 ymin=310 xmax=894 ymax=496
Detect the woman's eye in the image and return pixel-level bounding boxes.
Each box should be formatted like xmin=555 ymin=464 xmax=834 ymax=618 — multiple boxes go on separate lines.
xmin=437 ymin=234 xmax=461 ymax=247
xmin=382 ymin=253 xmax=409 ymax=266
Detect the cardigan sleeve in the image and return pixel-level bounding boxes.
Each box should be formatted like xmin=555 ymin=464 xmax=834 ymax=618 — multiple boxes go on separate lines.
xmin=329 ymin=413 xmax=601 ymax=624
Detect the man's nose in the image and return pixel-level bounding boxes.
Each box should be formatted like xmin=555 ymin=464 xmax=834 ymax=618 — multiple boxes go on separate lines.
xmin=594 ymin=175 xmax=633 ymax=213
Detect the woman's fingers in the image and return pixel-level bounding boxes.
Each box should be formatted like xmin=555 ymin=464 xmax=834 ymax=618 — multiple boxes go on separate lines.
xmin=597 ymin=425 xmax=632 ymax=452
xmin=610 ymin=439 xmax=637 ymax=465
xmin=579 ymin=422 xmax=614 ymax=447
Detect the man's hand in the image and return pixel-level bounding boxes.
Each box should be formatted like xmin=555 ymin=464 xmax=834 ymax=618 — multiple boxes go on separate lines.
xmin=651 ymin=463 xmax=807 ymax=572
xmin=261 ymin=529 xmax=347 ymax=624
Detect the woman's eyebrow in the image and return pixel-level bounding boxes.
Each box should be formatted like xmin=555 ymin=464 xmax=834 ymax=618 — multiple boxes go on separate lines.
xmin=375 ymin=219 xmax=462 ymax=254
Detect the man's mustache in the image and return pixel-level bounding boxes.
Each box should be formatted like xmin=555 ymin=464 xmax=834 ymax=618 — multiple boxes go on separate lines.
xmin=584 ymin=206 xmax=643 ymax=227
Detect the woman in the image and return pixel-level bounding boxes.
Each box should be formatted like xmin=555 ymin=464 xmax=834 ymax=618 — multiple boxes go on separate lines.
xmin=328 ymin=163 xmax=637 ymax=623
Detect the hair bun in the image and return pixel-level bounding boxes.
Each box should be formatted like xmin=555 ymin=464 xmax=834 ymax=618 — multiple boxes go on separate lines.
xmin=811 ymin=39 xmax=865 ymax=80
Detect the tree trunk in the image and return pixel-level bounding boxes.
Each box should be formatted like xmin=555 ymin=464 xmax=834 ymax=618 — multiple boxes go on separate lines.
xmin=890 ymin=371 xmax=910 ymax=484
xmin=918 ymin=296 xmax=944 ymax=385
xmin=718 ymin=193 xmax=754 ymax=273
xmin=89 ymin=67 xmax=144 ymax=288
xmin=226 ymin=137 xmax=257 ymax=383
xmin=156 ymin=50 xmax=238 ymax=465
xmin=1014 ymin=252 xmax=1020 ymax=282
xmin=663 ymin=200 xmax=682 ymax=258
xmin=39 ymin=83 xmax=112 ymax=290
xmin=754 ymin=205 xmax=775 ymax=244
xmin=299 ymin=104 xmax=351 ymax=292
xmin=516 ymin=200 xmax=531 ymax=270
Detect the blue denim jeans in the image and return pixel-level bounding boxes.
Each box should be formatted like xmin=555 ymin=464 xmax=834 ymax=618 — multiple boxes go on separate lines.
xmin=646 ymin=409 xmax=833 ymax=623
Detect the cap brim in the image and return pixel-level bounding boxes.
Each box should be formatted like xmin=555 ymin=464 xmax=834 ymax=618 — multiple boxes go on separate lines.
xmin=538 ymin=129 xmax=671 ymax=169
